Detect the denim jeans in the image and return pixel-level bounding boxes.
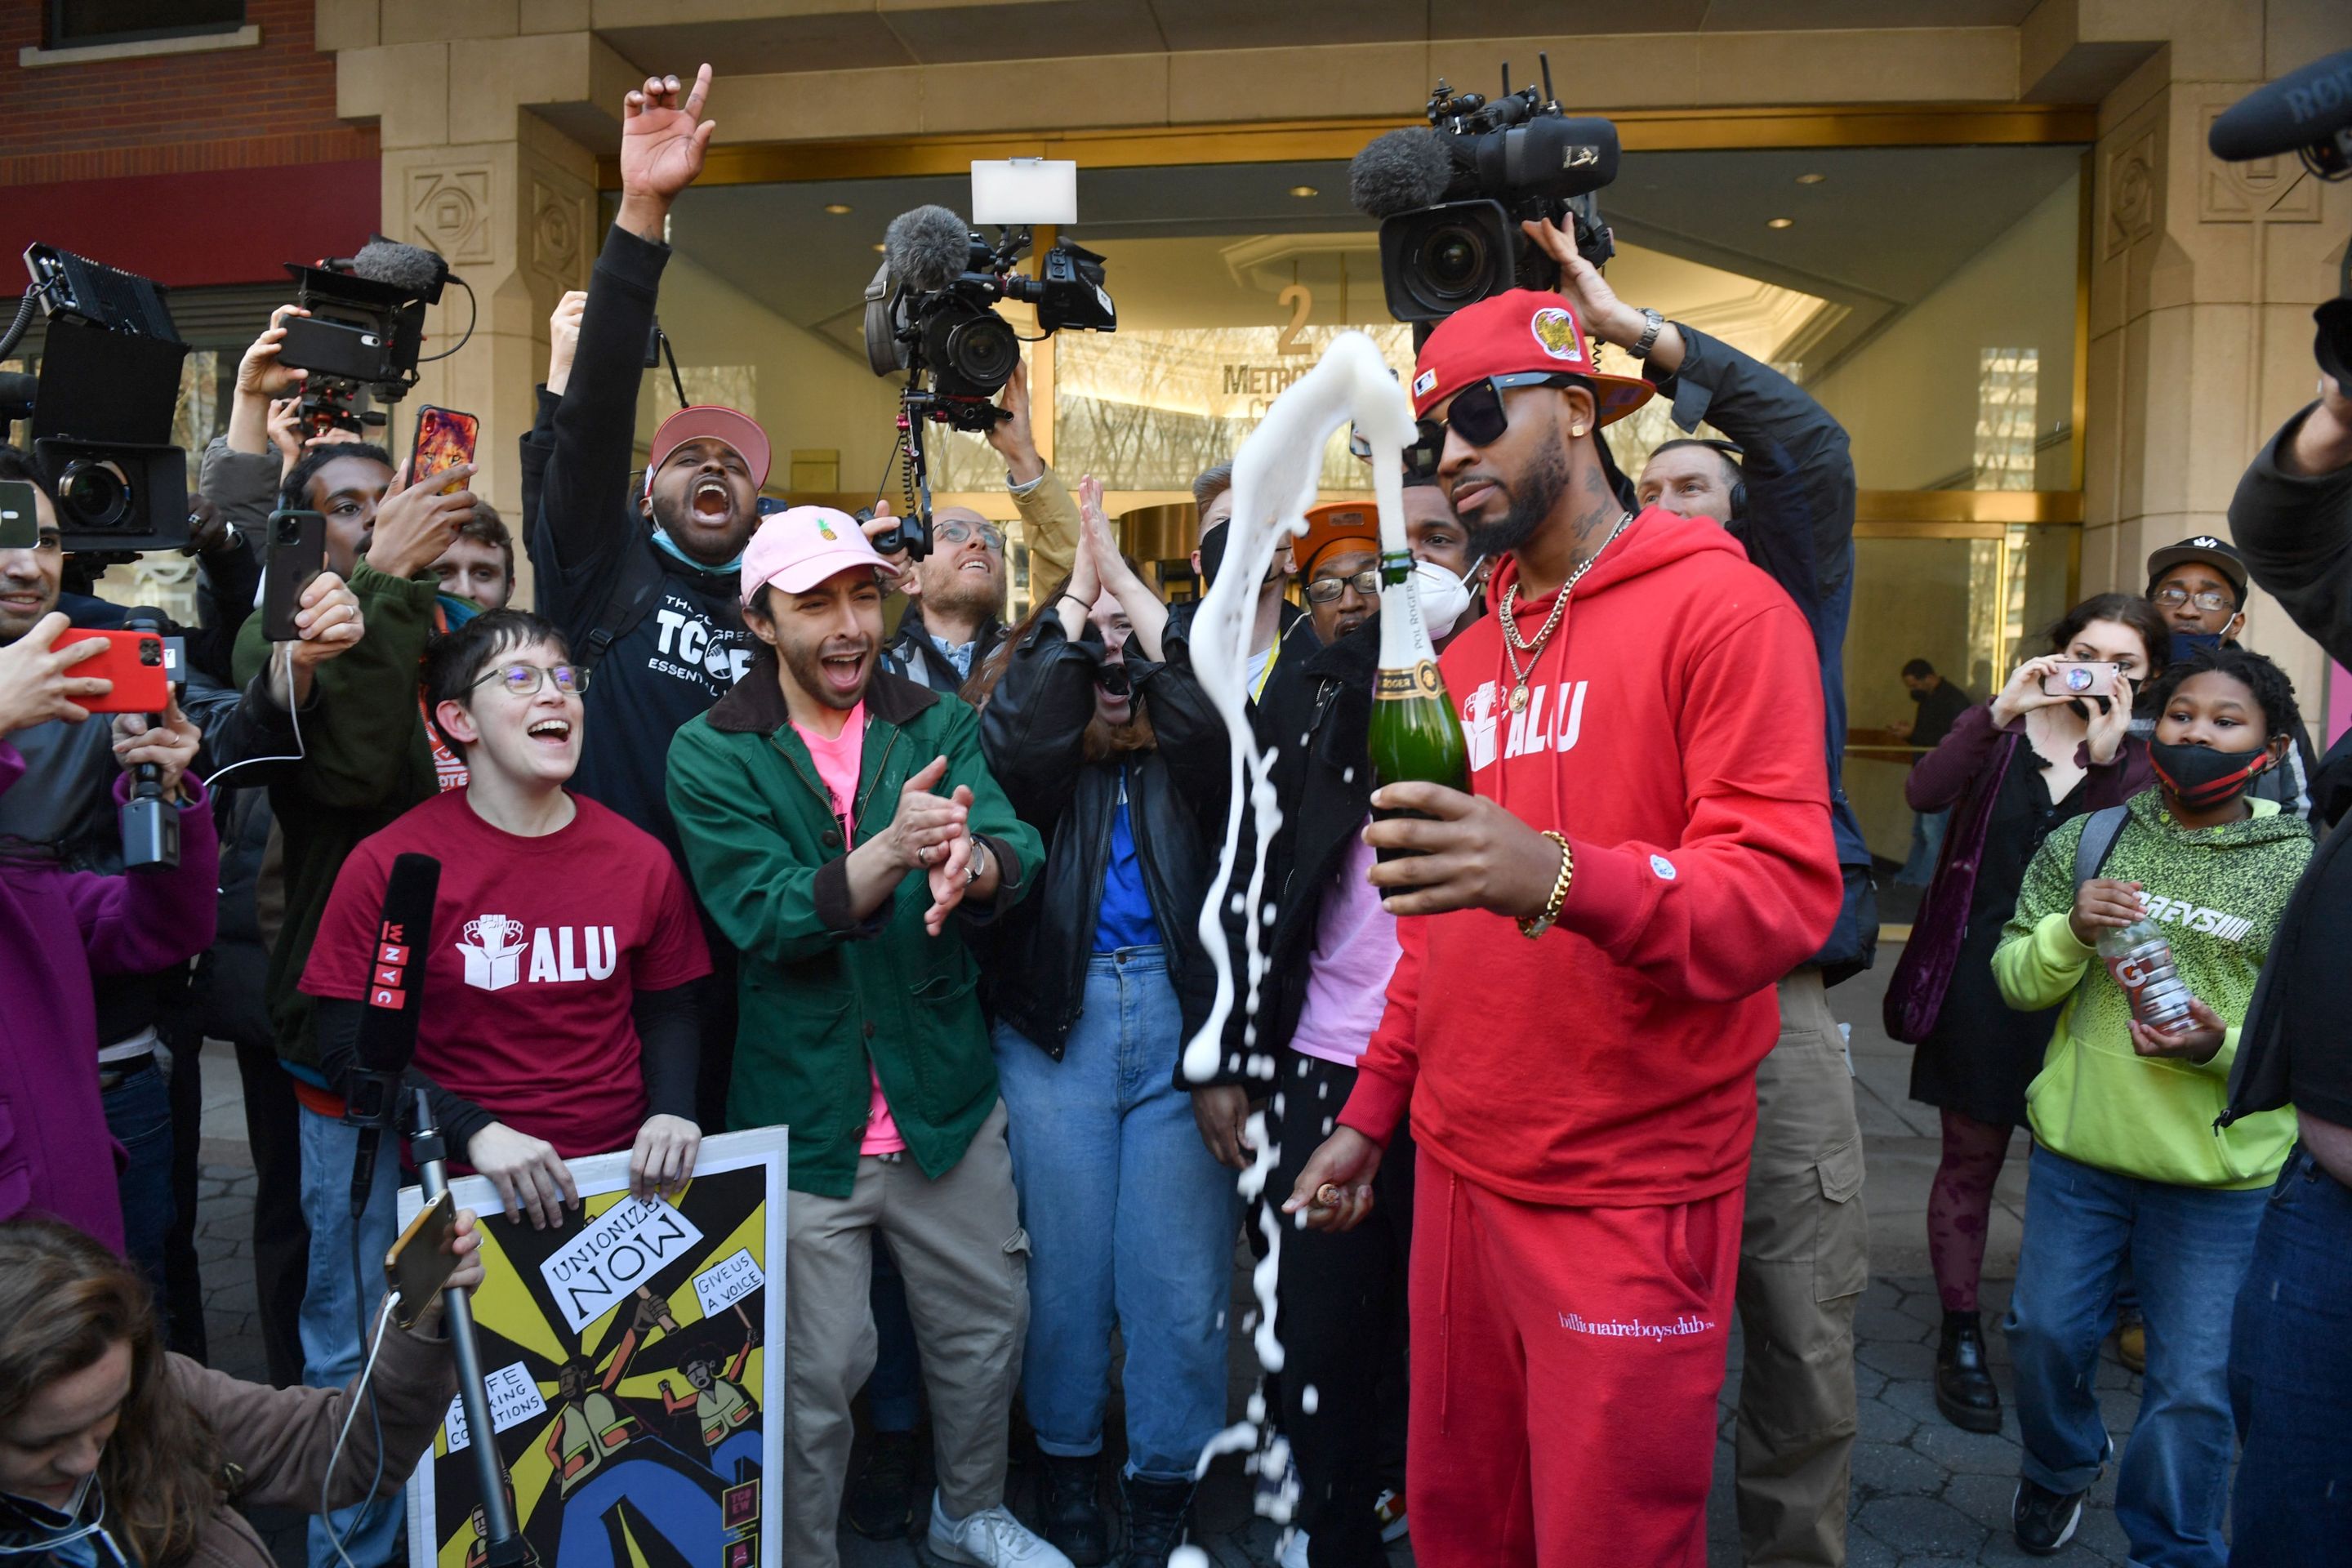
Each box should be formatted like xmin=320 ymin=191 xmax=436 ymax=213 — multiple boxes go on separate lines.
xmin=994 ymin=947 xmax=1239 ymax=1482
xmin=866 ymin=1237 xmax=924 ymax=1432
xmin=296 ymin=1102 xmax=401 ymax=1568
xmin=103 ymin=1061 xmax=175 ymax=1330
xmin=1895 ymin=807 xmax=1949 ymax=887
xmin=2228 ymin=1146 xmax=2352 ymax=1566
xmin=2003 ymin=1143 xmax=2266 ymax=1568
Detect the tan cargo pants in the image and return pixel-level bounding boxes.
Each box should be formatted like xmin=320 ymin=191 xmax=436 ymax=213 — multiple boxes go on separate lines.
xmin=1734 ymin=968 xmax=1870 ymax=1566
xmin=782 ymin=1099 xmax=1031 ymax=1568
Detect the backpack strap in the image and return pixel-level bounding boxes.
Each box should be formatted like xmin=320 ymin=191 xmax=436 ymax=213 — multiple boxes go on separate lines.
xmin=2073 ymin=804 xmax=2131 ymax=885
xmin=581 ymin=566 xmax=664 ymax=675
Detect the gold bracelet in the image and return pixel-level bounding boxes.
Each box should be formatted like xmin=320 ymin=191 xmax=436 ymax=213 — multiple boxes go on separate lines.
xmin=1517 ymin=831 xmax=1574 ymax=940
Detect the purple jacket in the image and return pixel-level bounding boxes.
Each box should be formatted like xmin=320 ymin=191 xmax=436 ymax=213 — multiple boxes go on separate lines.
xmin=1883 ymin=702 xmax=2152 ymax=1043
xmin=0 ymin=741 xmax=220 ymax=1250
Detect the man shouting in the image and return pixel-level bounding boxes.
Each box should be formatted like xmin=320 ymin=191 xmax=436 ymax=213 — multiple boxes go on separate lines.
xmin=1290 ymin=289 xmax=1841 ymax=1566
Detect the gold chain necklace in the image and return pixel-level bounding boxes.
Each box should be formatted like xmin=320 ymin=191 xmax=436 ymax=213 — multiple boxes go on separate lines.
xmin=1500 ymin=511 xmax=1629 ymax=715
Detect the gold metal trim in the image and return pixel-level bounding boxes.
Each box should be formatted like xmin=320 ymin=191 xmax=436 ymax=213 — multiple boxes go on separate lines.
xmin=598 ymin=104 xmax=2096 ymax=188
xmin=1857 ymin=490 xmax=2083 ymax=525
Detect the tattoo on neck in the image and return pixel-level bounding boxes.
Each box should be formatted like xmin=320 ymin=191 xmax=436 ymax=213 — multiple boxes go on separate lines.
xmin=1568 ymin=465 xmax=1615 ymax=568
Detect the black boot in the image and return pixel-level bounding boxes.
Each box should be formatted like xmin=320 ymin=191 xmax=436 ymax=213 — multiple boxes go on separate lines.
xmin=1040 ymin=1454 xmax=1109 ymax=1566
xmin=846 ymin=1428 xmax=920 ymax=1539
xmin=1936 ymin=1309 xmax=2003 ymax=1433
xmin=1119 ymin=1474 xmax=1196 ymax=1568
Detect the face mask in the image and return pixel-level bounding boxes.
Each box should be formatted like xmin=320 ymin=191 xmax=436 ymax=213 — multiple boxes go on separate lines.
xmin=1410 ymin=559 xmax=1472 ymax=631
xmin=2169 ymin=629 xmax=2228 ymax=662
xmin=1909 ymin=688 xmax=1929 ymax=704
xmin=2149 ymin=737 xmax=2272 ymax=810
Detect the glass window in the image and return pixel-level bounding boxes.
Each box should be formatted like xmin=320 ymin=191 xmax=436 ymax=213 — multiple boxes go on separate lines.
xmin=51 ymin=0 xmax=242 ymax=47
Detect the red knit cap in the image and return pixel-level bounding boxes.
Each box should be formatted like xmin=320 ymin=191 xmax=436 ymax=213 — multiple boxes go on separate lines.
xmin=1409 ymin=288 xmax=1654 ymax=426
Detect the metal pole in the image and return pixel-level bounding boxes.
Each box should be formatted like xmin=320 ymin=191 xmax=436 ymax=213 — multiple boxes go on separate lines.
xmin=411 ymin=1089 xmax=528 ymax=1566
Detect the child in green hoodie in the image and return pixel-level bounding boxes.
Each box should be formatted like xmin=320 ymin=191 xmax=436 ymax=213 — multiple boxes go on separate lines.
xmin=1991 ymin=646 xmax=2312 ymax=1563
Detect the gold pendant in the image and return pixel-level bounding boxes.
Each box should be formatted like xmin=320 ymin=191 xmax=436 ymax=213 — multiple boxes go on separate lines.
xmin=1509 ymin=683 xmax=1529 ymax=715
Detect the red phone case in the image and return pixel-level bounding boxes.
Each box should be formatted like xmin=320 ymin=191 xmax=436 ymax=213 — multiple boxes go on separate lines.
xmin=412 ymin=405 xmax=479 ymax=495
xmin=56 ymin=628 xmax=171 ymax=714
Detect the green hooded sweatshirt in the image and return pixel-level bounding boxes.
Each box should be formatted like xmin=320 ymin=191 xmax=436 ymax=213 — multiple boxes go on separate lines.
xmin=1993 ymin=787 xmax=2310 ymax=1189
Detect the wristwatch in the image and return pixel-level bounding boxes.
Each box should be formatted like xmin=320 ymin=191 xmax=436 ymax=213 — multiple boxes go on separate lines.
xmin=1628 ymin=307 xmax=1666 ymax=359
xmin=1517 ymin=831 xmax=1575 ymax=940
xmin=964 ymin=836 xmax=989 ymax=889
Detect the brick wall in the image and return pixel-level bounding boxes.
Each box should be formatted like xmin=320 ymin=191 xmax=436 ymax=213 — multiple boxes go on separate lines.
xmin=0 ymin=0 xmax=376 ymax=186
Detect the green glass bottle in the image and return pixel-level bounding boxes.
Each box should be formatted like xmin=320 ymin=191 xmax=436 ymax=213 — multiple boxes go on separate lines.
xmin=1369 ymin=549 xmax=1468 ymax=884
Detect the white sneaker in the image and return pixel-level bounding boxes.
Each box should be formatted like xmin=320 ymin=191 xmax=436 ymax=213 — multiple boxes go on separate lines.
xmin=925 ymin=1496 xmax=1074 ymax=1568
xmin=1278 ymin=1528 xmax=1311 ymax=1568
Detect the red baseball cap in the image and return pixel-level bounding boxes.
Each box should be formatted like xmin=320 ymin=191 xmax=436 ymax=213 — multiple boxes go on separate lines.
xmin=1409 ymin=288 xmax=1654 ymax=427
xmin=648 ymin=405 xmax=772 ymax=490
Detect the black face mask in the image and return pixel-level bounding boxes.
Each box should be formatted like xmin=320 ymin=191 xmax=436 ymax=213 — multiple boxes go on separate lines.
xmin=2149 ymin=737 xmax=2272 ymax=811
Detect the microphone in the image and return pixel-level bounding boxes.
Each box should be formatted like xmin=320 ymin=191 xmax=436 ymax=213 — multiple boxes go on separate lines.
xmin=884 ymin=206 xmax=974 ymax=293
xmin=2209 ymin=47 xmax=2352 ymax=163
xmin=347 ymin=853 xmax=441 ymax=1220
xmin=349 ymin=235 xmax=452 ymax=304
xmin=1349 ymin=127 xmax=1458 ymax=218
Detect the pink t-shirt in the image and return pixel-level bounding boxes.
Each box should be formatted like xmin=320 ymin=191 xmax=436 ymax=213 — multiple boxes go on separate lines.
xmin=793 ymin=704 xmax=906 ymax=1157
xmin=1287 ymin=828 xmax=1402 ymax=1066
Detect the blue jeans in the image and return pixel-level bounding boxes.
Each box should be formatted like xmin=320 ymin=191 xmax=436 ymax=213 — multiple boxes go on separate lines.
xmin=994 ymin=947 xmax=1238 ymax=1482
xmin=1895 ymin=807 xmax=1949 ymax=887
xmin=2228 ymin=1146 xmax=2352 ymax=1566
xmin=2003 ymin=1143 xmax=2266 ymax=1568
xmin=296 ymin=1102 xmax=401 ymax=1568
xmin=867 ymin=1238 xmax=924 ymax=1432
xmin=103 ymin=1062 xmax=175 ymax=1326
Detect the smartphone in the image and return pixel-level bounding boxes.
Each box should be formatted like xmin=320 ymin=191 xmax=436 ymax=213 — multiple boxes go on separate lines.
xmin=0 ymin=479 xmax=40 ymax=550
xmin=278 ymin=314 xmax=390 ymax=383
xmin=55 ymin=629 xmax=168 ymax=714
xmin=262 ymin=510 xmax=327 ymax=643
xmin=2039 ymin=660 xmax=2123 ymax=698
xmin=385 ymin=1192 xmax=461 ymax=1330
xmin=412 ymin=405 xmax=479 ymax=496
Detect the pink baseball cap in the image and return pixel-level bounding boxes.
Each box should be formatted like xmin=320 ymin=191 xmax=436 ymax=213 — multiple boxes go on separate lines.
xmin=648 ymin=405 xmax=771 ymax=489
xmin=741 ymin=507 xmax=899 ymax=605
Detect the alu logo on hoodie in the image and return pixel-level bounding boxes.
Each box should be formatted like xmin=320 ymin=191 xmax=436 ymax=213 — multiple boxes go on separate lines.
xmin=1463 ymin=679 xmax=1588 ymax=771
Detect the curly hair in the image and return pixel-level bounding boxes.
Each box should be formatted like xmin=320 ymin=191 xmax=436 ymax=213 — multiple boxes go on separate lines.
xmin=0 ymin=1219 xmax=225 ymax=1566
xmin=2145 ymin=645 xmax=2301 ymax=739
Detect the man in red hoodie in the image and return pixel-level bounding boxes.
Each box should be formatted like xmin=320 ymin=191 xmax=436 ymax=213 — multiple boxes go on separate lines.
xmin=1288 ymin=288 xmax=1842 ymax=1566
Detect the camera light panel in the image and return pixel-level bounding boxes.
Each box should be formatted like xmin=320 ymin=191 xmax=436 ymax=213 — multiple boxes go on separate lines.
xmin=971 ymin=158 xmax=1077 ymax=227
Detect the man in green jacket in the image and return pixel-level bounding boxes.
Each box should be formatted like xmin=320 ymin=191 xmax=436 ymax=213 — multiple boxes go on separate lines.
xmin=229 ymin=439 xmax=479 ymax=1568
xmin=667 ymin=506 xmax=1058 ymax=1568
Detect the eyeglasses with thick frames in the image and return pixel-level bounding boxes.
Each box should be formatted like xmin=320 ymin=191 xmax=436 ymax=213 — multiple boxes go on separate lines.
xmin=2153 ymin=585 xmax=2235 ymax=614
xmin=1303 ymin=568 xmax=1382 ymax=604
xmin=938 ymin=519 xmax=1005 ymax=553
xmin=1405 ymin=372 xmax=1584 ymax=477
xmin=472 ymin=662 xmax=589 ymax=697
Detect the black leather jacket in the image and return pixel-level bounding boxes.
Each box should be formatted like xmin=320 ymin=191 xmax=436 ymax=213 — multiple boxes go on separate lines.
xmin=976 ymin=617 xmax=1227 ymax=1057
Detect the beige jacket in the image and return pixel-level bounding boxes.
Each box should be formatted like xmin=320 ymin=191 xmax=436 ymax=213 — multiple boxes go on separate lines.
xmin=175 ymin=1312 xmax=457 ymax=1568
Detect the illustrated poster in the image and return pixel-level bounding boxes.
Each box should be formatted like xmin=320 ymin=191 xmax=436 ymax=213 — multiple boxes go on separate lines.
xmin=399 ymin=1127 xmax=786 ymax=1568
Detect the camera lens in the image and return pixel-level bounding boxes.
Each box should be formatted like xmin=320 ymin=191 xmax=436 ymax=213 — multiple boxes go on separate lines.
xmin=57 ymin=459 xmax=132 ymax=532
xmin=945 ymin=312 xmax=1020 ymax=391
xmin=1409 ymin=222 xmax=1492 ymax=310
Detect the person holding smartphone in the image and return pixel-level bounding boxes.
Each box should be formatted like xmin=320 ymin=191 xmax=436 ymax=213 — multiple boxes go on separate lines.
xmin=1882 ymin=592 xmax=2167 ymax=1434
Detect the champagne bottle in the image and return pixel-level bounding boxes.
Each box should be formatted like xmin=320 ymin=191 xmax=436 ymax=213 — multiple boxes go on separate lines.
xmin=1369 ymin=549 xmax=1468 ymax=884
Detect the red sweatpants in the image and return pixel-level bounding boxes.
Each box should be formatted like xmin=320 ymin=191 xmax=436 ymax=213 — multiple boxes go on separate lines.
xmin=1406 ymin=1152 xmax=1744 ymax=1567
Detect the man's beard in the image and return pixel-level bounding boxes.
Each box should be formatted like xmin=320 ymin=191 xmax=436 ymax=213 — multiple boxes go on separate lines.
xmin=781 ymin=638 xmax=871 ymax=710
xmin=922 ymin=562 xmax=1004 ymax=621
xmin=1461 ymin=440 xmax=1570 ymax=562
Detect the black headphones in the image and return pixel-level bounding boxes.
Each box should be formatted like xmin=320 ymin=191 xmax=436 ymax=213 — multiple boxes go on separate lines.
xmin=1693 ymin=439 xmax=1748 ymax=523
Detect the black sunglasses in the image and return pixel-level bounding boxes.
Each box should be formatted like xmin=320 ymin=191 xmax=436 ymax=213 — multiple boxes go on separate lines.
xmin=1405 ymin=372 xmax=1586 ymax=477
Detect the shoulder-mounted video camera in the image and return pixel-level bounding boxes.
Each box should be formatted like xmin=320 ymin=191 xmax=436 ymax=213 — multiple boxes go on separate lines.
xmin=1352 ymin=56 xmax=1620 ymax=323
xmin=0 ymin=245 xmax=192 ymax=555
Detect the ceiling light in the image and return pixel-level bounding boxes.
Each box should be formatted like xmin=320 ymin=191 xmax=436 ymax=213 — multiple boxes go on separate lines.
xmin=1795 ymin=172 xmax=1826 ymax=185
xmin=824 ymin=203 xmax=853 ymax=215
xmin=1766 ymin=216 xmax=1795 ymax=229
xmin=1289 ymin=185 xmax=1319 ymax=198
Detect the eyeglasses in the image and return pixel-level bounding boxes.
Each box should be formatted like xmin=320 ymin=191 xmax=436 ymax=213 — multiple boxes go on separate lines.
xmin=1303 ymin=568 xmax=1381 ymax=604
xmin=2154 ymin=586 xmax=2235 ymax=613
xmin=472 ymin=662 xmax=589 ymax=697
xmin=1405 ymin=373 xmax=1581 ymax=476
xmin=938 ymin=519 xmax=1004 ymax=552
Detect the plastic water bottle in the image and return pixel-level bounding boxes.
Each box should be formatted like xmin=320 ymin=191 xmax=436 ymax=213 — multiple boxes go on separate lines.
xmin=2096 ymin=919 xmax=2195 ymax=1029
